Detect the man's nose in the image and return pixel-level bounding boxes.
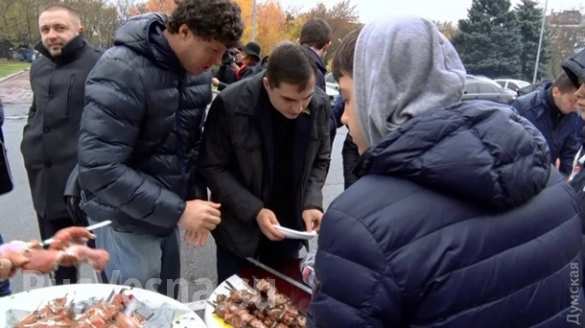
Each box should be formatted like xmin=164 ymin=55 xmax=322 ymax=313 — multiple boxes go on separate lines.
xmin=341 ymin=111 xmax=348 ymax=126
xmin=575 ymin=84 xmax=585 ymax=98
xmin=46 ymin=28 xmax=58 ymax=40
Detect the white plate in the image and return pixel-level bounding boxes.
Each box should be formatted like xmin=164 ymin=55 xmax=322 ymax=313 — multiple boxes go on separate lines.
xmin=0 ymin=283 xmax=206 ymax=328
xmin=274 ymin=225 xmax=318 ymax=240
xmin=205 ymin=275 xmax=250 ymax=328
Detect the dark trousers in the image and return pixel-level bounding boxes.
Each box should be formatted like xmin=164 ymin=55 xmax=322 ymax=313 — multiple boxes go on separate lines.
xmin=217 ymin=238 xmax=301 ymax=284
xmin=37 ymin=216 xmax=79 ymax=285
xmin=0 ymin=234 xmax=10 ymax=296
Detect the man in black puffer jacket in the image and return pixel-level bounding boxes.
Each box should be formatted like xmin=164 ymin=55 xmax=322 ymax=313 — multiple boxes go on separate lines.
xmin=78 ymin=0 xmax=243 ymax=295
xmin=309 ymin=17 xmax=584 ymax=327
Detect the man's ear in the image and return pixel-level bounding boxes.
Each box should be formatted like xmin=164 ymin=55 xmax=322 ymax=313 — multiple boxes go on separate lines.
xmin=178 ymin=24 xmax=191 ymax=41
xmin=78 ymin=25 xmax=84 ymax=34
xmin=552 ymin=86 xmax=562 ymax=98
xmin=263 ymin=76 xmax=271 ymax=90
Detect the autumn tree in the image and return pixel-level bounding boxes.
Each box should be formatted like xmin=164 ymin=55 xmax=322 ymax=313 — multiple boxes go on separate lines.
xmin=254 ymin=0 xmax=288 ymax=54
xmin=143 ymin=0 xmax=176 ymax=13
xmin=303 ymin=0 xmax=361 ymax=64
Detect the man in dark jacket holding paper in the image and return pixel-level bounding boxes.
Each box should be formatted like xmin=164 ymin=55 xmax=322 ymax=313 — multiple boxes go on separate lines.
xmin=200 ymin=43 xmax=331 ymax=283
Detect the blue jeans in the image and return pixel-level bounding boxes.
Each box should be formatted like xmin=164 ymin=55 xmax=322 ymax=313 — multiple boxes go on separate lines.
xmin=88 ymin=219 xmax=180 ymax=299
xmin=0 ymin=234 xmax=11 ymax=296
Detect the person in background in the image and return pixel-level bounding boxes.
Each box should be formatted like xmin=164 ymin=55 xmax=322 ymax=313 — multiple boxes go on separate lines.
xmin=0 ymin=97 xmax=11 ymax=296
xmin=309 ymin=16 xmax=583 ymax=327
xmin=300 ymin=18 xmax=331 ymax=92
xmin=512 ymin=50 xmax=585 ymax=177
xmin=78 ymin=0 xmax=243 ymax=296
xmin=236 ymin=41 xmax=263 ymax=80
xmin=200 ymin=43 xmax=331 ymax=283
xmin=20 ymin=4 xmax=102 ymax=285
xmin=212 ymin=46 xmax=242 ymax=91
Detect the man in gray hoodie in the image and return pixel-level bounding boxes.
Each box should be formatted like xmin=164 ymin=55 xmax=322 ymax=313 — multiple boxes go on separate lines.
xmin=309 ymin=16 xmax=582 ymax=327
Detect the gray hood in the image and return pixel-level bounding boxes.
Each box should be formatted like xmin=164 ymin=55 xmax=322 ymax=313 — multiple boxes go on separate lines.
xmin=354 ymin=17 xmax=466 ymax=147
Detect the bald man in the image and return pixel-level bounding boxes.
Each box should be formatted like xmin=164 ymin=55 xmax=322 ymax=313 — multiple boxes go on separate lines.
xmin=20 ymin=4 xmax=101 ymax=285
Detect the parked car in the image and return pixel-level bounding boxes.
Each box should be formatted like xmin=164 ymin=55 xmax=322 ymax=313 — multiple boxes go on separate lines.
xmin=463 ymin=75 xmax=517 ymax=104
xmin=325 ymin=73 xmax=340 ymax=106
xmin=495 ymin=78 xmax=531 ymax=93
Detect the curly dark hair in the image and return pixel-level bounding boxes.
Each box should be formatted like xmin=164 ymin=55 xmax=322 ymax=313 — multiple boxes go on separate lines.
xmin=167 ymin=0 xmax=243 ymax=48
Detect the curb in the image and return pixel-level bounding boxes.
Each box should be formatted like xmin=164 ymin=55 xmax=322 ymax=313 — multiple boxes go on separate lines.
xmin=0 ymin=69 xmax=29 ymax=84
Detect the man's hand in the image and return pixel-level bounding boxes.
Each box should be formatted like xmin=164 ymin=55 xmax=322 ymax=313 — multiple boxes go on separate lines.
xmin=303 ymin=209 xmax=324 ymax=232
xmin=0 ymin=251 xmax=29 ymax=278
xmin=21 ymin=249 xmax=60 ymax=274
xmin=50 ymin=226 xmax=95 ymax=250
xmin=211 ymin=77 xmax=220 ymax=87
xmin=178 ymin=200 xmax=221 ymax=233
xmin=256 ymin=209 xmax=285 ymax=241
xmin=183 ymin=229 xmax=210 ymax=247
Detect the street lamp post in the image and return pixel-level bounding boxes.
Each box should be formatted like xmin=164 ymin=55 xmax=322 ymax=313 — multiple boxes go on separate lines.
xmin=533 ymin=0 xmax=549 ymax=84
xmin=252 ymin=0 xmax=257 ymax=41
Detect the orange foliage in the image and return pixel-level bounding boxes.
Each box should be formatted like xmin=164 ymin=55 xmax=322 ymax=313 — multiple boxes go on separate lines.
xmin=144 ymin=0 xmax=177 ymax=13
xmin=255 ymin=1 xmax=288 ymax=54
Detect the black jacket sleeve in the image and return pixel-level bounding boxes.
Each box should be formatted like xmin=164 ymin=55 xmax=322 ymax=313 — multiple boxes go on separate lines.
xmin=559 ymin=127 xmax=581 ymax=176
xmin=199 ymin=96 xmax=264 ymax=223
xmin=303 ymin=99 xmax=332 ymax=211
xmin=78 ymin=55 xmax=185 ymax=229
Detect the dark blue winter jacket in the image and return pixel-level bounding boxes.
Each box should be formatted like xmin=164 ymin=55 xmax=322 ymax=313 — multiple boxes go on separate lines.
xmin=78 ymin=13 xmax=211 ymax=236
xmin=310 ymin=100 xmax=584 ymax=327
xmin=512 ymin=82 xmax=582 ymax=176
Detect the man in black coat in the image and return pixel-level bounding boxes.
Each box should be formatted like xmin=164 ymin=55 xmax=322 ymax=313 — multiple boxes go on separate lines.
xmin=200 ymin=43 xmax=331 ymax=283
xmin=0 ymin=97 xmax=11 ymax=296
xmin=78 ymin=0 xmax=243 ymax=295
xmin=300 ymin=18 xmax=331 ymax=92
xmin=20 ymin=4 xmax=101 ymax=285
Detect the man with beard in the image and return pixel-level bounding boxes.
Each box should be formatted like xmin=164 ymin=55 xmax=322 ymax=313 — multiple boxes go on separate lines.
xmin=20 ymin=4 xmax=101 ymax=285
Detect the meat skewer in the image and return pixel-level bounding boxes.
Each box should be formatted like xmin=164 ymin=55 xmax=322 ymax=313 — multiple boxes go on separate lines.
xmin=213 ymin=278 xmax=306 ymax=328
xmin=15 ymin=291 xmax=146 ymax=328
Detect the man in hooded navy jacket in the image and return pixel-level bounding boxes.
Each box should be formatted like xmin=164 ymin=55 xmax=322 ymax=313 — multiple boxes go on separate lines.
xmin=309 ymin=17 xmax=584 ymax=327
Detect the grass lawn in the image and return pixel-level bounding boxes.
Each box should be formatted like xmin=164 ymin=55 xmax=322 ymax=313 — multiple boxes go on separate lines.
xmin=0 ymin=60 xmax=30 ymax=79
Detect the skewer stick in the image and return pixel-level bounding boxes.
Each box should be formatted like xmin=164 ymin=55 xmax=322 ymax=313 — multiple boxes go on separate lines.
xmin=41 ymin=220 xmax=113 ymax=247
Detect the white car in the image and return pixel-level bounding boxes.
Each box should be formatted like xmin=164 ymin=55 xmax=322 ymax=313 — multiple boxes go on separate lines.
xmin=463 ymin=75 xmax=517 ymax=104
xmin=495 ymin=78 xmax=531 ymax=93
xmin=325 ymin=73 xmax=340 ymax=106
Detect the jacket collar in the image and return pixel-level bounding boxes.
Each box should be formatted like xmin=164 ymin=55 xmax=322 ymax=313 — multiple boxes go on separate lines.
xmin=535 ymin=82 xmax=565 ymax=120
xmin=35 ymin=35 xmax=87 ymax=65
xmin=303 ymin=45 xmax=327 ymax=74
